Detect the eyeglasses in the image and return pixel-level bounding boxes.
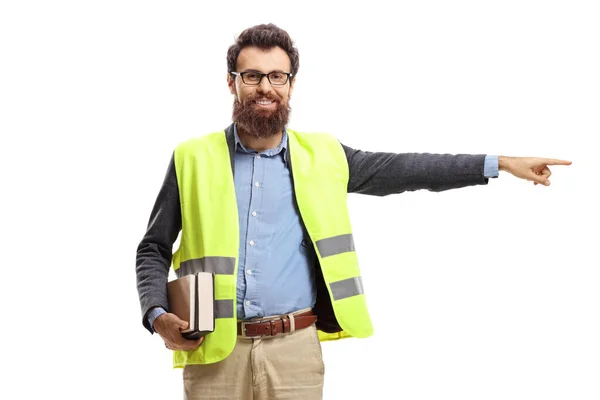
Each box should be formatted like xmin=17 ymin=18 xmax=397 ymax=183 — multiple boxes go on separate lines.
xmin=230 ymin=70 xmax=293 ymax=86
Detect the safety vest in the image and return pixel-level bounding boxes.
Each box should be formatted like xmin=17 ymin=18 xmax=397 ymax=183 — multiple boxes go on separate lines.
xmin=170 ymin=129 xmax=373 ymax=367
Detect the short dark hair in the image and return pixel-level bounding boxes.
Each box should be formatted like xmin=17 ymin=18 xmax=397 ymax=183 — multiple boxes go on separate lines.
xmin=226 ymin=23 xmax=299 ymax=79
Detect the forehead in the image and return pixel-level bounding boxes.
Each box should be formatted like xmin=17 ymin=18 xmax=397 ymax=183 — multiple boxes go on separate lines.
xmin=236 ymin=46 xmax=291 ymax=72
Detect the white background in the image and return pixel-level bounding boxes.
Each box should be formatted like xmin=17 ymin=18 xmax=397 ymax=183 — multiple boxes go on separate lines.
xmin=1 ymin=1 xmax=598 ymax=399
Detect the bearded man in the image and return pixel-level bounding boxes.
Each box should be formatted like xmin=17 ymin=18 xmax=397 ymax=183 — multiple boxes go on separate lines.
xmin=135 ymin=23 xmax=571 ymax=400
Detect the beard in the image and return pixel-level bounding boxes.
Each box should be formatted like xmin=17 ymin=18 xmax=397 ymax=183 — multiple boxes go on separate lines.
xmin=232 ymin=95 xmax=291 ymax=139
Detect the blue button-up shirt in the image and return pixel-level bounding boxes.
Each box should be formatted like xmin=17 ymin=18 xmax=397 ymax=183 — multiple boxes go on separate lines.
xmin=232 ymin=126 xmax=316 ymax=320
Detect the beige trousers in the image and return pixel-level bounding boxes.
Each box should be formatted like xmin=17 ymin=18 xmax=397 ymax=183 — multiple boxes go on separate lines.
xmin=183 ymin=324 xmax=325 ymax=400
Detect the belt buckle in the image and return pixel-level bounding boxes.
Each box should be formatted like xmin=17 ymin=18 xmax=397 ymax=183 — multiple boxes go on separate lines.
xmin=240 ymin=321 xmax=250 ymax=338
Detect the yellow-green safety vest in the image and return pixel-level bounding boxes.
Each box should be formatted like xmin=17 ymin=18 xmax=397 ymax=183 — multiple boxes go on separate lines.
xmin=171 ymin=129 xmax=373 ymax=367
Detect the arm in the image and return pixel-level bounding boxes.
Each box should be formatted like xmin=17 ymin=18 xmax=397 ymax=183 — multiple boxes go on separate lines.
xmin=342 ymin=143 xmax=490 ymax=195
xmin=136 ymin=153 xmax=181 ymax=333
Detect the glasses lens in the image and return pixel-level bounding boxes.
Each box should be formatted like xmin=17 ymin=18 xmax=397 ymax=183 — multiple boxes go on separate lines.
xmin=243 ymin=72 xmax=261 ymax=84
xmin=268 ymin=72 xmax=287 ymax=85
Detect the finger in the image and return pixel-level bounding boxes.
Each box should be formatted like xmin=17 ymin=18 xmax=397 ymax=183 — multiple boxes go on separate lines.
xmin=538 ymin=167 xmax=552 ymax=186
xmin=529 ymin=172 xmax=550 ymax=186
xmin=542 ymin=167 xmax=551 ymax=178
xmin=537 ymin=158 xmax=572 ymax=166
xmin=534 ymin=166 xmax=551 ymax=183
xmin=168 ymin=313 xmax=188 ymax=330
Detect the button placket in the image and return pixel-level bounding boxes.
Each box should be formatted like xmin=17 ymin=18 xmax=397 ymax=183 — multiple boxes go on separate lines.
xmin=244 ymin=149 xmax=264 ymax=319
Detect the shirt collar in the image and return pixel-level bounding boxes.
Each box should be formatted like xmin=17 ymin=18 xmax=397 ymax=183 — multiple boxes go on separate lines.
xmin=233 ymin=123 xmax=288 ymax=162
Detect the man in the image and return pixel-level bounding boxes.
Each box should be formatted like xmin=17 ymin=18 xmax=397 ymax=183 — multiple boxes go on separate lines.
xmin=136 ymin=23 xmax=571 ymax=399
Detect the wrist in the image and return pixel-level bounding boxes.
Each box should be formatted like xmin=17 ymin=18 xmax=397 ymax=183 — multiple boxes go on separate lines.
xmin=498 ymin=155 xmax=510 ymax=172
xmin=148 ymin=307 xmax=167 ymax=332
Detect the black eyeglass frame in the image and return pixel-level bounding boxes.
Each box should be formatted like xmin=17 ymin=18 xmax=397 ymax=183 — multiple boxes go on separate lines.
xmin=230 ymin=71 xmax=294 ymax=86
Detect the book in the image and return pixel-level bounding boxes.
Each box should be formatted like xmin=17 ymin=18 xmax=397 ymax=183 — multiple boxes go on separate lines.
xmin=167 ymin=272 xmax=215 ymax=340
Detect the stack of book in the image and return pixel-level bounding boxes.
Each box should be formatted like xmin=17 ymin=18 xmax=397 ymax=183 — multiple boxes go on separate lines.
xmin=167 ymin=272 xmax=215 ymax=340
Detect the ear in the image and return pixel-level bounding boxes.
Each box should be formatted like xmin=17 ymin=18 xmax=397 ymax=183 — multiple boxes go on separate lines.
xmin=227 ymin=73 xmax=236 ymax=96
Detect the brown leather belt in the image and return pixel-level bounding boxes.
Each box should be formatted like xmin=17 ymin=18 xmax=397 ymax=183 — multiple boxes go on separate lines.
xmin=237 ymin=309 xmax=317 ymax=338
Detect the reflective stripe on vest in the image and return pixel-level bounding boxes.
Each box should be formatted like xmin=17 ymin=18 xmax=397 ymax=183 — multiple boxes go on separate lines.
xmin=330 ymin=276 xmax=364 ymax=300
xmin=177 ymin=257 xmax=236 ymax=276
xmin=316 ymin=233 xmax=355 ymax=258
xmin=213 ymin=299 xmax=234 ymax=319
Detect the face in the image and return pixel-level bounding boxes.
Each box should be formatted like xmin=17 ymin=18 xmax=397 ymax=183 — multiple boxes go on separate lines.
xmin=227 ymin=46 xmax=295 ymax=138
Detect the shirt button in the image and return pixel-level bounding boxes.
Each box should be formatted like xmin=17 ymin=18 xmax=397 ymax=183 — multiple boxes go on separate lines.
xmin=249 ymin=240 xmax=255 ymax=246
xmin=251 ymin=211 xmax=257 ymax=217
xmin=256 ymin=155 xmax=261 ymax=159
xmin=254 ymin=182 xmax=260 ymax=187
xmin=245 ymin=300 xmax=251 ymax=306
xmin=246 ymin=269 xmax=252 ymax=275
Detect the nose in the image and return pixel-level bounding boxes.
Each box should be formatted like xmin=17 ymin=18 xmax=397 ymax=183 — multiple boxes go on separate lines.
xmin=257 ymin=75 xmax=272 ymax=94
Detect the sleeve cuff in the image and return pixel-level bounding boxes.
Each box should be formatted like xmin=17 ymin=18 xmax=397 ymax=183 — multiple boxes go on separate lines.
xmin=147 ymin=307 xmax=167 ymax=333
xmin=484 ymin=155 xmax=499 ymax=178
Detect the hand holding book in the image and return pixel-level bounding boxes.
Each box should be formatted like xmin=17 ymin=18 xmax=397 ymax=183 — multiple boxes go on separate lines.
xmin=154 ymin=312 xmax=204 ymax=351
xmin=157 ymin=272 xmax=215 ymax=350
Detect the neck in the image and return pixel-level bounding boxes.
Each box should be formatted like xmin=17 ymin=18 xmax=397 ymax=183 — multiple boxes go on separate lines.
xmin=236 ymin=127 xmax=283 ymax=152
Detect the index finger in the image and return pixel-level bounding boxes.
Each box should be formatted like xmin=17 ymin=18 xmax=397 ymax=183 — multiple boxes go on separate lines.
xmin=538 ymin=158 xmax=572 ymax=166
